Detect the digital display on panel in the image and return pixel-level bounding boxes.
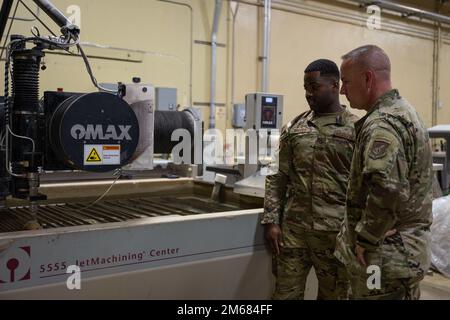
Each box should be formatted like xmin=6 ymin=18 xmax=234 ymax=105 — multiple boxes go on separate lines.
xmin=261 ymin=105 xmax=277 ymax=128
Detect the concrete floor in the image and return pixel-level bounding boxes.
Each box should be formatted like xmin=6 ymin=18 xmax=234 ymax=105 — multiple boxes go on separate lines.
xmin=304 ymin=269 xmax=450 ymax=300
xmin=420 ymin=272 xmax=450 ymax=300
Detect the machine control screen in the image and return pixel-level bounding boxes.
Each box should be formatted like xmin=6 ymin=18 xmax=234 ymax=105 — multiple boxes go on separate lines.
xmin=261 ymin=96 xmax=278 ymax=128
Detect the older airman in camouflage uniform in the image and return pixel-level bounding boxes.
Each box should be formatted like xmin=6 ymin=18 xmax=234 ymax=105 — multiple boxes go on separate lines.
xmin=262 ymin=59 xmax=358 ymax=300
xmin=335 ymin=45 xmax=433 ymax=300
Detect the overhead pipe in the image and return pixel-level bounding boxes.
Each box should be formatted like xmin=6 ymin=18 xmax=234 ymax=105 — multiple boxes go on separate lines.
xmin=32 ymin=0 xmax=74 ymax=29
xmin=262 ymin=0 xmax=271 ymax=92
xmin=349 ymin=0 xmax=450 ymax=25
xmin=432 ymin=1 xmax=443 ymax=128
xmin=232 ymin=0 xmax=450 ymax=44
xmin=230 ymin=2 xmax=240 ymax=110
xmin=209 ymin=0 xmax=222 ymax=129
xmin=234 ymin=0 xmax=435 ymax=41
xmin=158 ymin=0 xmax=194 ymax=108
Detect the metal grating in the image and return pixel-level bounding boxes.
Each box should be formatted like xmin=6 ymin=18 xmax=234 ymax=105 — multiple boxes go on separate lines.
xmin=0 ymin=196 xmax=242 ymax=233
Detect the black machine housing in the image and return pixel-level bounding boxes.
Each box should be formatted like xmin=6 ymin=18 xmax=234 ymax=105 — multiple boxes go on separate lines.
xmin=43 ymin=90 xmax=139 ymax=172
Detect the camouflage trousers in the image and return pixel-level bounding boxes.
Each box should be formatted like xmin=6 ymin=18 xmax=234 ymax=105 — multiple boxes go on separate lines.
xmin=272 ymin=228 xmax=349 ymax=300
xmin=347 ymin=269 xmax=423 ymax=300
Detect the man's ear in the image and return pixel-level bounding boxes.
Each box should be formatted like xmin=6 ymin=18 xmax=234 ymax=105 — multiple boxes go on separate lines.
xmin=332 ymin=78 xmax=339 ymax=88
xmin=332 ymin=79 xmax=340 ymax=93
xmin=364 ymin=70 xmax=375 ymax=90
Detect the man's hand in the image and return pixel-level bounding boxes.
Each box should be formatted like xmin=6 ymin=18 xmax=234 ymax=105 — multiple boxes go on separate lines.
xmin=355 ymin=229 xmax=396 ymax=267
xmin=264 ymin=223 xmax=284 ymax=255
xmin=355 ymin=244 xmax=366 ymax=267
xmin=385 ymin=229 xmax=397 ymax=237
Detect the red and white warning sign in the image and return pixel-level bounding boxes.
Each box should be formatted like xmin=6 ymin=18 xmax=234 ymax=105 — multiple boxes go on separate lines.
xmin=84 ymin=145 xmax=120 ymax=165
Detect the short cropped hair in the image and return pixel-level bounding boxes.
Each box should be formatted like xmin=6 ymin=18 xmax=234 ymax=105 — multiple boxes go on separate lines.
xmin=304 ymin=59 xmax=340 ymax=80
xmin=341 ymin=45 xmax=391 ymax=74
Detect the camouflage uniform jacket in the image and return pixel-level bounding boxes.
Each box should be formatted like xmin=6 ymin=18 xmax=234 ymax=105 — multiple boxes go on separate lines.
xmin=334 ymin=89 xmax=433 ymax=279
xmin=262 ymin=107 xmax=358 ymax=243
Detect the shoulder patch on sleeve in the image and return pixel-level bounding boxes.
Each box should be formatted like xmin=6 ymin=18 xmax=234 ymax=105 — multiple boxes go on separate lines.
xmin=369 ymin=139 xmax=391 ymax=160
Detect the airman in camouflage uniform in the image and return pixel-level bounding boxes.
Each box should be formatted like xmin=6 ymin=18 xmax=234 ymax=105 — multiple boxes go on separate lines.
xmin=262 ymin=59 xmax=358 ymax=300
xmin=335 ymin=45 xmax=433 ymax=300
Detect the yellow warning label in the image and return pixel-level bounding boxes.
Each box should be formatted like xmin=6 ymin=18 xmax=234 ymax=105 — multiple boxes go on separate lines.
xmin=86 ymin=148 xmax=102 ymax=162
